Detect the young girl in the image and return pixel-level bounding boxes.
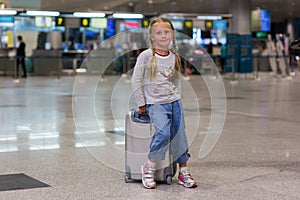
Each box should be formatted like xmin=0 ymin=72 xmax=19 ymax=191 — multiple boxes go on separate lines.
xmin=132 ymin=17 xmax=197 ymax=189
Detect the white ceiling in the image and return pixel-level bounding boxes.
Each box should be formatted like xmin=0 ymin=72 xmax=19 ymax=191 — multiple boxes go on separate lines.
xmin=37 ymin=0 xmax=300 ymax=22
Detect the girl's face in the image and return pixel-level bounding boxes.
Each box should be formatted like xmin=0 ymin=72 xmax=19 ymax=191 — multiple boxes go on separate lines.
xmin=151 ymin=22 xmax=174 ymax=50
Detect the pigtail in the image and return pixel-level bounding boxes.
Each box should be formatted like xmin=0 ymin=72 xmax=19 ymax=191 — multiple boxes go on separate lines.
xmin=172 ymin=37 xmax=181 ymax=79
xmin=150 ymin=48 xmax=157 ymax=81
xmin=147 ymin=35 xmax=157 ymax=81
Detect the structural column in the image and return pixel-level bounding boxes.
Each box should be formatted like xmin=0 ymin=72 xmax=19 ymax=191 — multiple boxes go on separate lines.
xmin=228 ymin=0 xmax=251 ymax=34
xmin=225 ymin=0 xmax=253 ymax=75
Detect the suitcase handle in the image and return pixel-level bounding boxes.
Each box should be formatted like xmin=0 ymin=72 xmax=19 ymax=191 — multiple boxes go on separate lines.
xmin=131 ymin=110 xmax=150 ymax=124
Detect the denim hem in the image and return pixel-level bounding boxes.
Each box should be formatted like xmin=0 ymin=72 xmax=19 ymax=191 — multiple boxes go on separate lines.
xmin=175 ymin=152 xmax=190 ymax=164
xmin=148 ymin=152 xmax=165 ymax=161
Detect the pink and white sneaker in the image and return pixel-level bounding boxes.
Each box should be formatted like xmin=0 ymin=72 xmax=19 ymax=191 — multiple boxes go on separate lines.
xmin=141 ymin=162 xmax=156 ymax=189
xmin=178 ymin=171 xmax=197 ymax=188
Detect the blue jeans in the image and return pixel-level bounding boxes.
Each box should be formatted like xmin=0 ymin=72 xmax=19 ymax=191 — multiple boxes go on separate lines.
xmin=146 ymin=100 xmax=189 ymax=164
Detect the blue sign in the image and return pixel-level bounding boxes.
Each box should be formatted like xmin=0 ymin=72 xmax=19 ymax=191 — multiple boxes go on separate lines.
xmin=261 ymin=10 xmax=270 ymax=32
xmin=0 ymin=16 xmax=14 ymax=27
xmin=213 ymin=20 xmax=227 ymax=30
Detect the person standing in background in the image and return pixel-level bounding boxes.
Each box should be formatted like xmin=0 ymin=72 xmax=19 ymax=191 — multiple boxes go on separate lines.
xmin=266 ymin=34 xmax=277 ymax=74
xmin=275 ymin=34 xmax=286 ymax=77
xmin=16 ymin=35 xmax=27 ymax=78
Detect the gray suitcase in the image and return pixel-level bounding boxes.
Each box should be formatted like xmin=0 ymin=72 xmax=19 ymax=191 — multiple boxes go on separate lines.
xmin=124 ymin=109 xmax=177 ymax=184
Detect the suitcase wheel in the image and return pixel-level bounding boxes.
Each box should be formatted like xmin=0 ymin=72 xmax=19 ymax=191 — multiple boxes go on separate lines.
xmin=166 ymin=175 xmax=172 ymax=185
xmin=124 ymin=174 xmax=130 ymax=183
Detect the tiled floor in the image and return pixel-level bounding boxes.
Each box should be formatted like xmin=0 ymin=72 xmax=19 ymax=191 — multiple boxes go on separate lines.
xmin=0 ymin=72 xmax=299 ymax=199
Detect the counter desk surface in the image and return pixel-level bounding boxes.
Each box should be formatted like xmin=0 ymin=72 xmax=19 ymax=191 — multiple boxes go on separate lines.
xmin=0 ymin=48 xmax=17 ymax=75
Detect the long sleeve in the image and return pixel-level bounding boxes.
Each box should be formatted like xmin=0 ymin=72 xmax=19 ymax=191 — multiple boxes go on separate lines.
xmin=131 ymin=54 xmax=146 ymax=107
xmin=170 ymin=71 xmax=181 ymax=99
xmin=174 ymin=73 xmax=181 ymax=96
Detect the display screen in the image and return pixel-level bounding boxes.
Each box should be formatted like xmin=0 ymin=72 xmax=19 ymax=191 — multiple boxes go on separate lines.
xmin=260 ymin=10 xmax=270 ymax=32
xmin=213 ymin=20 xmax=227 ymax=30
xmin=120 ymin=20 xmax=140 ymax=31
xmin=55 ymin=17 xmax=65 ymax=26
xmin=256 ymin=32 xmax=267 ymax=38
xmin=170 ymin=20 xmax=183 ymax=30
xmin=124 ymin=20 xmax=140 ymax=29
xmin=251 ymin=10 xmax=270 ymax=32
xmin=90 ymin=18 xmax=107 ymax=29
xmin=0 ymin=16 xmax=14 ymax=27
xmin=142 ymin=19 xmax=150 ymax=27
xmin=80 ymin=18 xmax=89 ymax=27
xmin=205 ymin=20 xmax=213 ymax=30
xmin=106 ymin=19 xmax=116 ymax=38
xmin=193 ymin=19 xmax=205 ymax=29
xmin=35 ymin=16 xmax=53 ymax=28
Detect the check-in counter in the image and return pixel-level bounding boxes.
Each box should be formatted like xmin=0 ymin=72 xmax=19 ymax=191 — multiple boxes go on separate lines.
xmin=85 ymin=48 xmax=116 ymax=75
xmin=32 ymin=49 xmax=62 ymax=76
xmin=61 ymin=50 xmax=89 ymax=73
xmin=32 ymin=49 xmax=117 ymax=76
xmin=0 ymin=49 xmax=16 ymax=76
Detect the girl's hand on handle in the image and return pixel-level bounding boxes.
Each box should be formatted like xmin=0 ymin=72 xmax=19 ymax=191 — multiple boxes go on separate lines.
xmin=139 ymin=105 xmax=147 ymax=113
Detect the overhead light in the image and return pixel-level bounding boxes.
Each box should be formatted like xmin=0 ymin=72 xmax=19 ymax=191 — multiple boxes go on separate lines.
xmin=73 ymin=12 xmax=105 ymax=18
xmin=148 ymin=0 xmax=154 ymax=4
xmin=0 ymin=9 xmax=17 ymax=15
xmin=0 ymin=2 xmax=6 ymax=9
xmin=128 ymin=2 xmax=134 ymax=7
xmin=112 ymin=13 xmax=144 ymax=19
xmin=26 ymin=10 xmax=60 ymax=16
xmin=197 ymin=15 xmax=222 ymax=20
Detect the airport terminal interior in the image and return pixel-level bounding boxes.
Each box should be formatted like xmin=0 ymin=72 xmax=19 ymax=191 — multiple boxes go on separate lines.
xmin=0 ymin=0 xmax=300 ymax=199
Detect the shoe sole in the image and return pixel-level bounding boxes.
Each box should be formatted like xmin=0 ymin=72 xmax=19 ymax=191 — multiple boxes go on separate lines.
xmin=141 ymin=165 xmax=156 ymax=189
xmin=178 ymin=180 xmax=198 ymax=188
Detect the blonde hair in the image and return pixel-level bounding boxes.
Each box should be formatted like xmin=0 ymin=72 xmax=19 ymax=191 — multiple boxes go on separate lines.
xmin=148 ymin=17 xmax=181 ymax=81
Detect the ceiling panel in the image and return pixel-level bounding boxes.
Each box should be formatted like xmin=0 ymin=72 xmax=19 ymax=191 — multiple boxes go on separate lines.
xmin=39 ymin=0 xmax=300 ymax=22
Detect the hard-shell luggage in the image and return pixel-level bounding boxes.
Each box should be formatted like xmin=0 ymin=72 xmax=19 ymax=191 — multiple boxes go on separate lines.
xmin=124 ymin=110 xmax=177 ymax=184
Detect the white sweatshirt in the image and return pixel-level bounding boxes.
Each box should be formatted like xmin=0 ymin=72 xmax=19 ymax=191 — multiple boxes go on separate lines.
xmin=131 ymin=48 xmax=181 ymax=107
